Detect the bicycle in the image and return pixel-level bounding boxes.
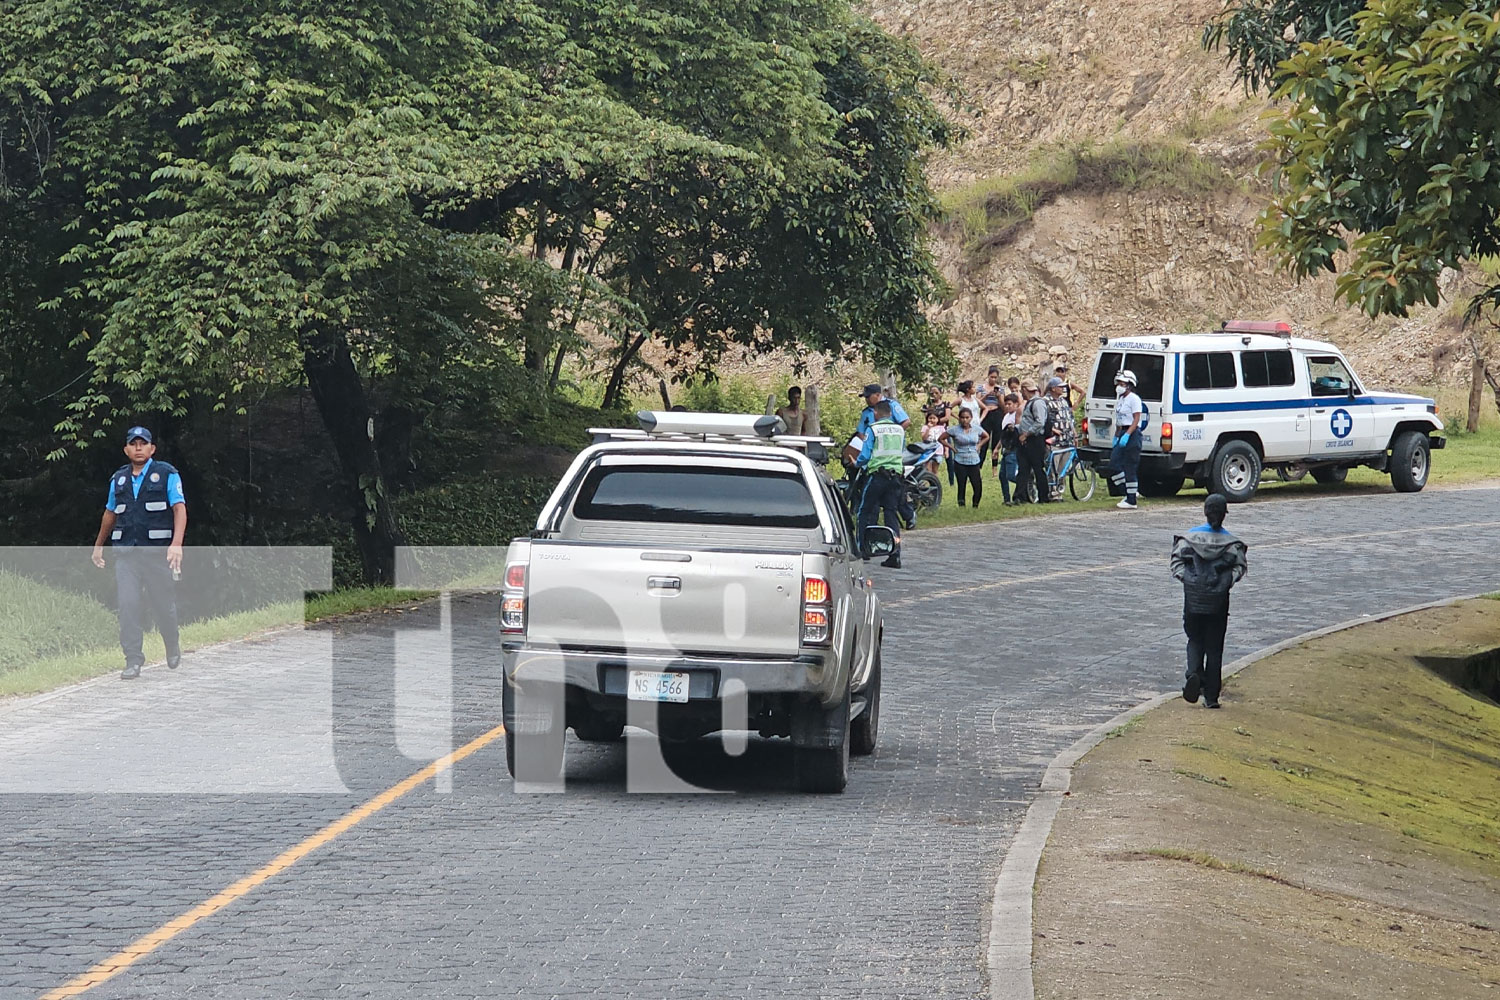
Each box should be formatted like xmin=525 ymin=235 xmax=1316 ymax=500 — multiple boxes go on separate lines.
xmin=1019 ymin=443 xmax=1096 ymax=503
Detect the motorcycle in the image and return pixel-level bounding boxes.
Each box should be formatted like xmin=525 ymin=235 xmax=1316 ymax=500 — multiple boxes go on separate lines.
xmin=902 ymin=442 xmax=943 ymax=513
xmin=836 ymin=441 xmax=944 ymax=521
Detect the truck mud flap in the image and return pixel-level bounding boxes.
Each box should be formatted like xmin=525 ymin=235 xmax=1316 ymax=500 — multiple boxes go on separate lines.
xmin=791 ymin=693 xmax=849 ymax=749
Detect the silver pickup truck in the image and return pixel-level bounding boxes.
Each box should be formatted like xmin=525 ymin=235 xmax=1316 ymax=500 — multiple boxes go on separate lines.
xmin=499 ymin=411 xmax=888 ymax=792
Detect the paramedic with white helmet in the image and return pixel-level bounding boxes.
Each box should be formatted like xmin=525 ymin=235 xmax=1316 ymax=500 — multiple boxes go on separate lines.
xmin=1111 ymin=369 xmax=1143 ymax=510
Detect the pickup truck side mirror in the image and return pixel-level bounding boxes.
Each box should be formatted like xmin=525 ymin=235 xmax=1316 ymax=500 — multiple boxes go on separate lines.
xmin=862 ymin=526 xmax=896 ymax=558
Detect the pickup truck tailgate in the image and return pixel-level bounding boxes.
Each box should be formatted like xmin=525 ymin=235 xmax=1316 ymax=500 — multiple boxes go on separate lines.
xmin=525 ymin=543 xmax=804 ymax=657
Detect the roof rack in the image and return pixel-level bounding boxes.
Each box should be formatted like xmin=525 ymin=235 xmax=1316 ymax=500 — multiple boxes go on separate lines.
xmin=1218 ymin=320 xmax=1292 ymax=337
xmin=587 ymin=411 xmax=836 ymax=460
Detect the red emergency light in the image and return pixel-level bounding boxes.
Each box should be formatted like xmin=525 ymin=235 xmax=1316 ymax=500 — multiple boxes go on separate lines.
xmin=1220 ymin=320 xmax=1292 ymax=336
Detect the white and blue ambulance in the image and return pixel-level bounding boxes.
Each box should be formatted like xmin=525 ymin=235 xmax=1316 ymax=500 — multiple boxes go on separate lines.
xmin=1077 ymin=321 xmax=1446 ymax=501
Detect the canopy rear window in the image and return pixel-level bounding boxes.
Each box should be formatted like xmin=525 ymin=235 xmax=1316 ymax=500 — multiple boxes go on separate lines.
xmin=573 ymin=465 xmax=819 ymax=528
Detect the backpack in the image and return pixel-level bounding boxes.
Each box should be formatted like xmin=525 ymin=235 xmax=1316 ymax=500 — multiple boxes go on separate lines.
xmin=1027 ymin=396 xmax=1053 ymax=436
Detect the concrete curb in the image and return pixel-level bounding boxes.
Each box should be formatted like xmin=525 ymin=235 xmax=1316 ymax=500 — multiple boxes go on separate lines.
xmin=985 ymin=591 xmax=1488 ymax=1000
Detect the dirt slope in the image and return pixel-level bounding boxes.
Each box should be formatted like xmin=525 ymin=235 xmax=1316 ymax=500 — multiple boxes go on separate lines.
xmin=865 ymin=0 xmax=1470 ymax=390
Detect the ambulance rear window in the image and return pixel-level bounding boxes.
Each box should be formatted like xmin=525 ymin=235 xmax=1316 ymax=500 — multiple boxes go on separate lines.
xmin=1091 ymin=352 xmax=1164 ymax=401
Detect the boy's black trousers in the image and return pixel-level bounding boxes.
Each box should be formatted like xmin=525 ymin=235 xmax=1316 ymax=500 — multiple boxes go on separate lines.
xmin=1183 ymin=610 xmax=1229 ymax=701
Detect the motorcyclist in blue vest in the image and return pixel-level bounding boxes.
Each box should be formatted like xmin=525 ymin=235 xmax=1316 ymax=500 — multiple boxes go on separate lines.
xmin=91 ymin=426 xmax=188 ymax=680
xmin=855 ymin=400 xmax=906 ymax=569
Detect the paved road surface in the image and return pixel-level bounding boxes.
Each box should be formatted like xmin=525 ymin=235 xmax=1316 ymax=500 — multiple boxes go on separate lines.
xmin=4 ymin=488 xmax=1498 ymax=998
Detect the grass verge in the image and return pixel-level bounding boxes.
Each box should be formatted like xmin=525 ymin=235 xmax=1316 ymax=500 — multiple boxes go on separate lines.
xmin=0 ymin=587 xmax=437 ymax=700
xmin=1156 ymin=599 xmax=1500 ymax=865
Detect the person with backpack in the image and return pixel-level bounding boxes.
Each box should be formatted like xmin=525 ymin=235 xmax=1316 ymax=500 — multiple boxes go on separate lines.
xmin=1015 ymin=381 xmax=1052 ymax=504
xmin=1170 ymin=494 xmax=1248 ymax=709
xmin=1110 ymin=369 xmax=1145 ymax=510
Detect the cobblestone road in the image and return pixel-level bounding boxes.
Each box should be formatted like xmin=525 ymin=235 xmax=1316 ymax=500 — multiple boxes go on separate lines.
xmin=3 ymin=487 xmax=1498 ymax=999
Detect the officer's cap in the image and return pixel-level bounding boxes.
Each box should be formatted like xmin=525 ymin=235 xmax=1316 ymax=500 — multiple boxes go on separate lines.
xmin=125 ymin=426 xmax=153 ymax=444
xmin=860 ymin=383 xmax=883 ymax=397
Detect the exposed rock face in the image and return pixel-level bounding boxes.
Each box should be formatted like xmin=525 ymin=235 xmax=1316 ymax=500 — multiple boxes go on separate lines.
xmin=867 ymin=0 xmax=1471 ymax=390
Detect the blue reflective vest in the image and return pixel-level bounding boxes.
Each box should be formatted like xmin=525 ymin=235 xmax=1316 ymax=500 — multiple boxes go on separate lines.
xmin=109 ymin=461 xmax=179 ymax=547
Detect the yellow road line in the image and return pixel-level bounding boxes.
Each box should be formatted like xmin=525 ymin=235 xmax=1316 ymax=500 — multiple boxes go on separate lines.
xmin=40 ymin=723 xmax=507 ymax=999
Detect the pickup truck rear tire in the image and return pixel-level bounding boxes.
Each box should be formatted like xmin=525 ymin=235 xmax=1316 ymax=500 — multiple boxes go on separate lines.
xmin=572 ymin=711 xmax=625 ymax=743
xmin=794 ymin=693 xmax=850 ymax=793
xmin=1390 ymin=431 xmax=1430 ymax=492
xmin=1208 ymin=440 xmax=1262 ymax=502
xmin=850 ymin=648 xmax=881 ymax=757
xmin=502 ymin=676 xmax=565 ymax=781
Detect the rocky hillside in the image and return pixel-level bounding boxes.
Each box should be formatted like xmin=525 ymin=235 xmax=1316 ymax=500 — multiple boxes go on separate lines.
xmin=867 ymin=0 xmax=1470 ymax=392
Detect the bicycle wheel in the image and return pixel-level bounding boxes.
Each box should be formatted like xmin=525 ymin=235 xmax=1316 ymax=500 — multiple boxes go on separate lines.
xmin=1069 ymin=460 xmax=1097 ymax=502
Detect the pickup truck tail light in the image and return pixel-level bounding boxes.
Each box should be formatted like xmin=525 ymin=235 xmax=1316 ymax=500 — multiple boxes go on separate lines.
xmin=802 ymin=574 xmax=831 ymax=646
xmin=501 ymin=563 xmax=527 ymax=634
xmin=1159 ymin=422 xmax=1173 ymax=453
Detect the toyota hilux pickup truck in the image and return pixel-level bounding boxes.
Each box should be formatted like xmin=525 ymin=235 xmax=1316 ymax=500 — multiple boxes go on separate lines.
xmin=499 ymin=411 xmax=888 ymax=792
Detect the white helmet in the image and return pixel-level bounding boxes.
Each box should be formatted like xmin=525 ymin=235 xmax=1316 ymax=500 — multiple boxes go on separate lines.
xmin=1115 ymin=369 xmax=1137 ymax=387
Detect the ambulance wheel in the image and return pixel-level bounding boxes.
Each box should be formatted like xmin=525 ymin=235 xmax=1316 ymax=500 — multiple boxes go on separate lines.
xmin=1390 ymin=431 xmax=1430 ymax=493
xmin=1209 ymin=440 xmax=1261 ymax=502
xmin=1138 ymin=473 xmax=1185 ymax=498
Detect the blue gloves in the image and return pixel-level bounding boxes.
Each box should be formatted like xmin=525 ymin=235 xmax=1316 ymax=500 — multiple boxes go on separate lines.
xmin=1113 ymin=434 xmax=1126 ymax=447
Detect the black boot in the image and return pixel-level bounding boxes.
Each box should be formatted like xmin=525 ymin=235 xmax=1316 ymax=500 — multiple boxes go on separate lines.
xmin=880 ymin=553 xmax=902 ymax=569
xmin=121 ymin=662 xmax=141 ymax=680
xmin=1182 ymin=672 xmax=1201 ymax=704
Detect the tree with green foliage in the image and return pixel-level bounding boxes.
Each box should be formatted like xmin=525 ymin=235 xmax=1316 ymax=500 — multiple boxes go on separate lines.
xmin=1202 ymin=0 xmax=1365 ymax=92
xmin=1 ymin=0 xmax=955 ymax=582
xmin=1255 ymin=1 xmax=1500 ymax=319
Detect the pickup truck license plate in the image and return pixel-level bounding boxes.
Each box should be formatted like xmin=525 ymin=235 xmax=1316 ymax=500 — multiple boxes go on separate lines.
xmin=627 ymin=670 xmax=690 ymax=703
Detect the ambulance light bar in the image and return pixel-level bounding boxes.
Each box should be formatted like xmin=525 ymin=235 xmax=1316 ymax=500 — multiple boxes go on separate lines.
xmin=1220 ymin=320 xmax=1292 ymax=337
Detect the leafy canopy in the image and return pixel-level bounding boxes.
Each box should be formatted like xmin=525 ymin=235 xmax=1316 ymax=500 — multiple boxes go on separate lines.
xmin=1203 ymin=0 xmax=1365 ymax=92
xmin=1258 ymin=0 xmax=1500 ymax=318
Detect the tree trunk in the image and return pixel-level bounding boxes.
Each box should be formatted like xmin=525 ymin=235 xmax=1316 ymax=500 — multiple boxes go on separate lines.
xmin=602 ymin=332 xmax=648 ymax=409
xmin=522 ymin=207 xmax=551 ymax=372
xmin=1468 ymin=354 xmax=1484 ymax=433
xmin=375 ymin=403 xmax=418 ymax=489
xmin=302 ymin=328 xmax=406 ymax=586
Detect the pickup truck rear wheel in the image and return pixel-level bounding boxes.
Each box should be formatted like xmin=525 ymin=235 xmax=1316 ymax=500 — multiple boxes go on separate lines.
xmin=573 ymin=712 xmax=625 ymax=743
xmin=502 ymin=675 xmax=565 ymax=782
xmin=1209 ymin=440 xmax=1262 ymax=502
xmin=793 ymin=693 xmax=850 ymax=793
xmin=1389 ymin=431 xmax=1430 ymax=492
xmin=850 ymin=647 xmax=881 ymax=757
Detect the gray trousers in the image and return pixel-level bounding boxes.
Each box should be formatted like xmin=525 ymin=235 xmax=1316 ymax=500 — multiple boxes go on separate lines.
xmin=114 ymin=547 xmax=180 ymax=667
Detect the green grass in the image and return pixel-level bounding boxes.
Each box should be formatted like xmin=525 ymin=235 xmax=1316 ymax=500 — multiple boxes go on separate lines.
xmin=0 ymin=583 xmax=440 ymax=699
xmin=938 ymin=139 xmax=1238 ymax=261
xmin=1152 ymin=600 xmax=1500 ymax=864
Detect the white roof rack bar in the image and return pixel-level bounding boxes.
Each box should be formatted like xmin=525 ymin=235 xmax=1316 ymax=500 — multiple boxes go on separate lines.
xmin=586 ymin=412 xmax=835 ymax=455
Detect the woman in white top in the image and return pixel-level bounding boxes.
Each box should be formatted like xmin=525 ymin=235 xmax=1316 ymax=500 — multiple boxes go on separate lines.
xmin=955 ymin=380 xmax=982 ymax=422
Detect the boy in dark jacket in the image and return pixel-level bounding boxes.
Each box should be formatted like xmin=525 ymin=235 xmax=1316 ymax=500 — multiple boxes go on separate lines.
xmin=1169 ymin=494 xmax=1247 ymax=708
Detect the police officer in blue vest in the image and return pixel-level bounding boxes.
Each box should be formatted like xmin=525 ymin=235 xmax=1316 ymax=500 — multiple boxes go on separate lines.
xmin=855 ymin=383 xmax=916 ymax=530
xmin=90 ymin=426 xmax=187 ymax=680
xmin=855 ymin=400 xmax=906 ymax=569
